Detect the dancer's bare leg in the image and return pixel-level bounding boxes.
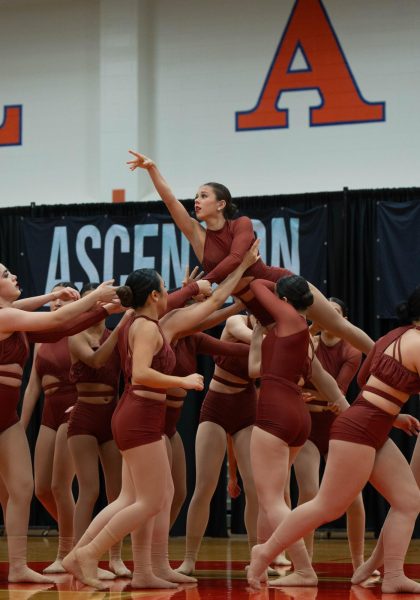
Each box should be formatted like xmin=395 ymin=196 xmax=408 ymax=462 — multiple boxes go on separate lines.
xmin=73 ymin=439 xmax=175 ymax=589
xmin=250 ymin=427 xmax=317 ymax=588
xmin=232 ymin=426 xmax=258 ymax=550
xmin=176 ymin=422 xmax=227 ymax=575
xmin=34 ymin=425 xmax=58 ymax=520
xmin=0 ymin=423 xmax=53 ymax=583
xmin=168 ymin=433 xmax=187 ymax=528
xmin=99 ymin=440 xmax=131 ymax=577
xmin=307 ymin=286 xmax=373 ymax=354
xmin=247 ymin=439 xmax=375 ymax=589
xmin=293 ymin=440 xmax=320 ymax=560
xmin=352 ymin=434 xmax=420 ymax=585
xmin=46 ymin=423 xmax=75 ymax=573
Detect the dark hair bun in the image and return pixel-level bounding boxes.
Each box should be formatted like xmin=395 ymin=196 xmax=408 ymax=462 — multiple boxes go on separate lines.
xmin=276 ymin=275 xmax=314 ymax=311
xmin=301 ymin=291 xmax=314 ymax=309
xmin=117 ymin=285 xmax=134 ymax=307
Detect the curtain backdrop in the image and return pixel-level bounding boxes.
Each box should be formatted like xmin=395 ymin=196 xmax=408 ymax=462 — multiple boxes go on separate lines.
xmin=0 ymin=187 xmax=419 ymax=537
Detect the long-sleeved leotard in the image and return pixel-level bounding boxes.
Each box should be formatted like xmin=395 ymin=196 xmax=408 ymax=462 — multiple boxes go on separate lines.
xmin=250 ymin=279 xmax=311 ymax=446
xmin=202 ymin=217 xmax=292 ymax=285
xmin=202 ymin=218 xmax=292 ymax=325
xmin=306 ymin=338 xmax=361 ymax=455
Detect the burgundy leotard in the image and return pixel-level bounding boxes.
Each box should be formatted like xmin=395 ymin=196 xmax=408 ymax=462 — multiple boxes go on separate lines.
xmin=250 ymin=279 xmax=311 ymax=446
xmin=69 ymin=329 xmax=120 ymax=395
xmin=0 ymin=308 xmax=109 ymax=434
xmin=112 ymin=314 xmax=176 ymax=450
xmin=202 ymin=217 xmax=292 ymax=285
xmin=35 ymin=337 xmax=77 ymax=431
xmin=67 ymin=329 xmax=121 ymax=444
xmin=165 ymin=333 xmax=250 ymax=438
xmin=203 ymin=218 xmax=293 ymax=325
xmin=307 ymin=338 xmax=362 ymax=455
xmin=0 ymin=331 xmax=30 ymax=432
xmin=330 ymin=325 xmax=420 ymax=449
xmin=199 ymin=345 xmax=257 ymax=435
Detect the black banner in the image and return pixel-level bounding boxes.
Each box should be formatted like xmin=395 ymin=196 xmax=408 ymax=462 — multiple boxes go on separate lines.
xmin=376 ymin=200 xmax=420 ymax=318
xmin=20 ymin=207 xmax=327 ymax=298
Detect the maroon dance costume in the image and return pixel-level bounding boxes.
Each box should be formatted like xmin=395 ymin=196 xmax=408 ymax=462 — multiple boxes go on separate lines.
xmin=0 ymin=307 xmax=108 ymax=434
xmin=67 ymin=329 xmax=121 ymax=445
xmin=112 ymin=314 xmax=176 ymax=451
xmin=168 ymin=333 xmax=251 ymax=437
xmin=0 ymin=331 xmax=30 ymax=432
xmin=202 ymin=217 xmax=292 ymax=325
xmin=250 ymin=279 xmax=312 ymax=446
xmin=306 ymin=338 xmax=361 ymax=455
xmin=36 ymin=337 xmax=78 ymax=431
xmin=330 ymin=325 xmax=420 ymax=449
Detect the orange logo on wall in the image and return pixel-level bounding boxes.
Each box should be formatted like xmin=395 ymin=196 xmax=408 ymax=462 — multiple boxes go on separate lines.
xmin=236 ymin=0 xmax=385 ymax=130
xmin=0 ymin=105 xmax=23 ymax=146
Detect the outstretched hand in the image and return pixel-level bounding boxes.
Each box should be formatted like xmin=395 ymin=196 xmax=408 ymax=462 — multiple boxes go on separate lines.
xmin=127 ymin=150 xmax=155 ymax=171
xmin=182 ymin=265 xmax=205 ymax=287
xmin=54 ymin=286 xmax=80 ymax=302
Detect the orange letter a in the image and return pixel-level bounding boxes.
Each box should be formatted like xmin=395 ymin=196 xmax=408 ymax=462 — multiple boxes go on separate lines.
xmin=0 ymin=105 xmax=23 ymax=146
xmin=236 ymin=0 xmax=385 ymax=130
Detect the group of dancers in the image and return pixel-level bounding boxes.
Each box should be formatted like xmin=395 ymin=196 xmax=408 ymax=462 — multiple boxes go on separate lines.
xmin=0 ymin=150 xmax=419 ymax=593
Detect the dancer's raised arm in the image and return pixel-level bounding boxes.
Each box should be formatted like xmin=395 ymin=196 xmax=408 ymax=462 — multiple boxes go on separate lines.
xmin=127 ymin=150 xmax=201 ymax=244
xmin=0 ymin=280 xmax=116 ymax=335
xmin=162 ymin=240 xmax=260 ymax=339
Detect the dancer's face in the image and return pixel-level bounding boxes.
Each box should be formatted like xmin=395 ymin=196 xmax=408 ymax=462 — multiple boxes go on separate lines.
xmin=194 ymin=185 xmax=225 ymax=221
xmin=49 ymin=285 xmax=77 ymax=311
xmin=0 ymin=264 xmax=21 ymax=302
xmin=156 ymin=276 xmax=168 ymax=316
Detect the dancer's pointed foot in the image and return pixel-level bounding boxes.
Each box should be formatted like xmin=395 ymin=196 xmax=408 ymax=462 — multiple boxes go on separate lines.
xmin=175 ymin=559 xmax=195 ymax=576
xmin=8 ymin=566 xmax=55 ymax=584
xmin=97 ymin=567 xmax=116 ymax=580
xmin=154 ymin=567 xmax=197 ymax=584
xmin=109 ymin=558 xmax=132 ymax=578
xmin=268 ymin=569 xmax=318 ymax=587
xmin=381 ymin=575 xmax=420 ymax=594
xmin=352 ymin=560 xmax=380 ymax=585
xmin=273 ymin=551 xmax=292 ymax=567
xmin=74 ymin=548 xmax=108 ymax=590
xmin=62 ymin=550 xmax=83 ymax=581
xmin=130 ymin=573 xmax=179 ymax=589
xmin=43 ymin=559 xmax=67 ymax=574
xmin=247 ymin=545 xmax=270 ymax=590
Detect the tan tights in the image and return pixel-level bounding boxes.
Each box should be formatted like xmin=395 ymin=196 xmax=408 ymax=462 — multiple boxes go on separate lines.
xmin=0 ymin=422 xmax=53 ymax=583
xmin=248 ymin=438 xmax=420 ymax=593
xmin=177 ymin=422 xmax=258 ymax=575
xmin=250 ymin=427 xmax=317 ymax=587
xmin=294 ymin=438 xmax=366 ymax=569
xmin=352 ymin=433 xmax=420 ymax=585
